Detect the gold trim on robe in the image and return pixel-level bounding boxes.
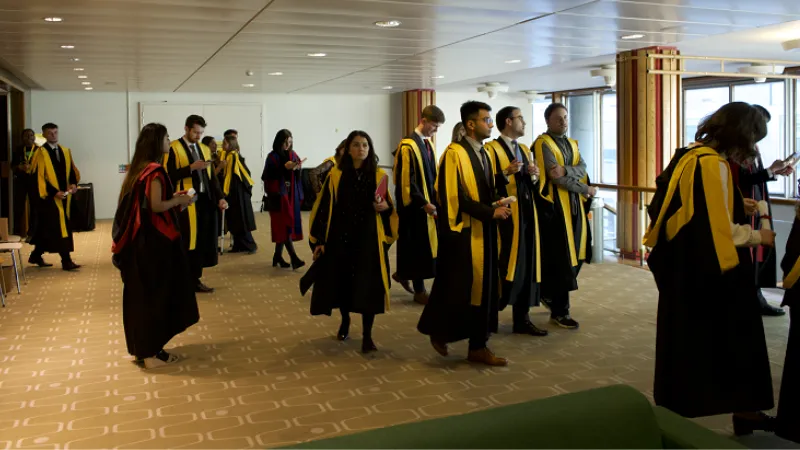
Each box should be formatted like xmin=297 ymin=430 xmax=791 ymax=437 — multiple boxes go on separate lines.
xmin=392 ymin=138 xmax=438 ymax=258
xmin=164 ymin=140 xmax=214 ymax=251
xmin=33 ymin=146 xmax=80 ymax=238
xmin=222 ymin=151 xmax=254 ymax=196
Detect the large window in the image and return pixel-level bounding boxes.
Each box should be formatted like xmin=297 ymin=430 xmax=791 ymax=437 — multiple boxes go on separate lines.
xmin=568 ymin=94 xmax=597 ymax=181
xmin=733 ymin=82 xmax=787 ymax=195
xmin=601 ymin=92 xmax=617 ymax=184
xmin=684 ymin=87 xmax=730 ymax=145
xmin=531 ymin=97 xmax=551 ymax=139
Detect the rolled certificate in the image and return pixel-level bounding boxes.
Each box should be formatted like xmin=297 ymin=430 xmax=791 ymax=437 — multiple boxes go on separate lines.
xmin=493 ymin=196 xmax=517 ymax=208
xmin=529 ymin=152 xmax=539 ymax=183
xmin=757 ymin=200 xmax=771 ymax=231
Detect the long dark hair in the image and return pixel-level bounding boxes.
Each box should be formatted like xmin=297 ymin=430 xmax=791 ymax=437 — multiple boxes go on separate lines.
xmin=338 ymin=130 xmax=379 ymax=174
xmin=272 ymin=129 xmax=293 ymax=154
xmin=119 ymin=123 xmax=168 ymax=203
xmin=694 ymin=102 xmax=767 ymax=164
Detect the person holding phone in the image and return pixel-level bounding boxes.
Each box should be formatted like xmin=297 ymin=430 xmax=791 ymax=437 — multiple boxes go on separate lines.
xmin=305 ymin=130 xmax=398 ymax=353
xmin=164 ymin=115 xmax=228 ymax=293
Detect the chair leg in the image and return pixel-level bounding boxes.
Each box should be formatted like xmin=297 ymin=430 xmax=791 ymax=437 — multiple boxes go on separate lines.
xmin=11 ymin=251 xmax=21 ymax=294
xmin=17 ymin=249 xmax=27 ymax=285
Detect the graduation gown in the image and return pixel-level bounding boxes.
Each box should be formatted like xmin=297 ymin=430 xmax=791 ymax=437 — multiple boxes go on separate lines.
xmin=304 ymin=167 xmax=398 ymax=316
xmin=532 ymin=133 xmax=591 ymax=298
xmin=644 ymin=146 xmax=774 ymax=418
xmin=262 ymin=150 xmax=304 ymax=243
xmin=29 ymin=145 xmax=80 ymax=254
xmin=485 ymin=138 xmax=541 ymax=309
xmin=222 ymin=151 xmax=257 ymax=235
xmin=778 ymin=215 xmax=800 ymax=440
xmin=112 ymin=163 xmax=199 ymax=359
xmin=12 ymin=144 xmax=38 ymax=237
xmin=730 ymin=155 xmax=777 ymax=288
xmin=417 ymin=138 xmax=501 ymax=343
xmin=392 ymin=133 xmax=438 ymax=280
xmin=164 ymin=138 xmax=225 ymax=270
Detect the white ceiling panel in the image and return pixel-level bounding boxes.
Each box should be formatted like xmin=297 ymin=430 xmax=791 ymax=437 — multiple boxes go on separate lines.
xmin=1 ymin=0 xmax=799 ymax=94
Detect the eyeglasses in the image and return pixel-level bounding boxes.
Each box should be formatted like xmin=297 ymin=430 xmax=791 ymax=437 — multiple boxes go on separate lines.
xmin=511 ymin=115 xmax=525 ymax=122
xmin=472 ymin=117 xmax=493 ymax=125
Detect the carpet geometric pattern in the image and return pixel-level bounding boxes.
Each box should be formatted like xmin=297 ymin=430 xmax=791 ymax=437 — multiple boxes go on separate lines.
xmin=0 ymin=213 xmax=789 ymax=448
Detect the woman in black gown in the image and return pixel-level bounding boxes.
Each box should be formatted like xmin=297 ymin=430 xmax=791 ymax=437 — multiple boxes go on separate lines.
xmin=221 ymin=135 xmax=258 ymax=254
xmin=778 ymin=198 xmax=800 ymax=443
xmin=305 ymin=130 xmax=398 ymax=353
xmin=112 ymin=123 xmax=198 ymax=369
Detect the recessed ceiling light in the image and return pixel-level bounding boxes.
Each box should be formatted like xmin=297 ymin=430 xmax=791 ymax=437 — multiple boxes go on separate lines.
xmin=375 ymin=20 xmax=401 ymax=28
xmin=307 ymin=52 xmax=327 ymax=57
xmin=81 ymin=81 xmax=91 ymax=85
xmin=78 ymin=75 xmax=88 ymax=79
xmin=73 ymin=68 xmax=84 ymax=71
xmin=621 ymin=33 xmax=645 ymax=40
xmin=44 ymin=17 xmax=63 ymax=22
xmin=382 ymin=86 xmax=393 ymax=90
xmin=505 ymin=59 xmax=521 ymax=64
xmin=70 ymin=58 xmax=80 ymax=62
xmin=84 ymin=87 xmax=93 ymax=91
xmin=268 ymin=72 xmax=283 ymax=76
xmin=60 ymin=45 xmax=75 ymax=49
xmin=242 ymin=83 xmax=255 ymax=88
xmin=432 ymin=75 xmax=445 ymax=79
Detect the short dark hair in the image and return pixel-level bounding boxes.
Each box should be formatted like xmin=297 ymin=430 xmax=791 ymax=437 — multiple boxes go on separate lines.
xmin=21 ymin=128 xmax=35 ymax=137
xmin=224 ymin=129 xmax=237 ymax=137
xmin=201 ymin=136 xmax=216 ymax=147
xmin=752 ymin=104 xmax=771 ymax=123
xmin=460 ymin=101 xmax=492 ymax=124
xmin=185 ymin=115 xmax=206 ymax=129
xmin=544 ymin=103 xmax=567 ymax=122
xmin=695 ymin=101 xmax=767 ymax=163
xmin=42 ymin=123 xmax=58 ymax=132
xmin=496 ymin=106 xmax=520 ymax=132
xmin=421 ymin=105 xmax=445 ymax=124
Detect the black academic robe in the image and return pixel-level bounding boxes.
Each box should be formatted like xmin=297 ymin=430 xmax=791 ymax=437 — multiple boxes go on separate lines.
xmin=222 ymin=151 xmax=257 ymax=236
xmin=304 ymin=167 xmax=398 ymax=316
xmin=645 ymin=146 xmax=774 ymax=418
xmin=417 ymin=138 xmax=500 ymax=343
xmin=12 ymin=144 xmax=38 ymax=236
xmin=112 ymin=164 xmax=199 ymax=359
xmin=486 ymin=138 xmax=540 ymax=309
xmin=30 ymin=145 xmax=79 ymax=254
xmin=533 ymin=134 xmax=591 ymax=299
xmin=778 ymin=216 xmax=800 ymax=441
xmin=730 ymin=155 xmax=777 ymax=288
xmin=164 ymin=138 xmax=225 ymax=270
xmin=393 ymin=133 xmax=438 ymax=280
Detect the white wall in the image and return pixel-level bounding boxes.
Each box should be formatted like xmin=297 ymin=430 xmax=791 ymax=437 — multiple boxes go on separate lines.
xmin=30 ymin=91 xmax=393 ymax=219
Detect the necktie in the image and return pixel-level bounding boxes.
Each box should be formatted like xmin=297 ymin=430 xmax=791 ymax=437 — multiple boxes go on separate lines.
xmin=424 ymin=139 xmax=434 ymax=162
xmin=479 ymin=147 xmax=492 ymax=186
xmin=52 ymin=145 xmax=60 ymax=162
xmin=512 ymin=140 xmax=522 ymax=162
xmin=190 ymin=144 xmax=206 ymax=193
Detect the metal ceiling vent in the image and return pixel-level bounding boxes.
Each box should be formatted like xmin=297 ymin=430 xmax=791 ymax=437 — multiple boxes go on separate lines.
xmin=477 ymin=82 xmax=509 ymax=99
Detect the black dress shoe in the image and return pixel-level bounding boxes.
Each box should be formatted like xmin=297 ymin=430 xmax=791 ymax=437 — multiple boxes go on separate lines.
xmin=361 ymin=337 xmax=378 ymax=354
xmin=29 ymin=257 xmax=53 ymax=268
xmin=272 ymin=256 xmax=290 ymax=268
xmin=195 ymin=282 xmax=215 ymax=293
xmin=62 ymin=261 xmax=80 ymax=271
xmin=513 ymin=321 xmax=549 ymax=336
xmin=337 ymin=318 xmax=350 ymax=341
xmin=761 ymin=303 xmax=786 ymax=316
xmin=291 ymin=258 xmax=305 ymax=270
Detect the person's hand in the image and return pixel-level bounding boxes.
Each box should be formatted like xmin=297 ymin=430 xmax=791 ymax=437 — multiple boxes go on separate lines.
xmin=528 ymin=163 xmax=539 ymax=177
xmin=769 ymin=159 xmax=788 ymax=173
xmin=493 ymin=206 xmax=511 ymax=220
xmin=55 ymin=191 xmax=67 ymax=200
xmin=505 ymin=160 xmax=522 ymax=175
xmin=743 ymin=198 xmax=759 ymax=216
xmin=68 ymin=184 xmax=78 ymax=194
xmin=776 ymin=166 xmax=795 ymax=176
xmin=190 ymin=160 xmax=209 ymax=171
xmin=587 ymin=186 xmax=598 ymax=197
xmin=219 ymin=199 xmax=228 ymax=210
xmin=218 ymin=160 xmax=228 ymax=168
xmin=374 ymin=198 xmax=389 ymax=212
xmin=313 ymin=245 xmax=325 ymax=261
xmin=759 ymin=229 xmax=776 ymax=247
xmin=549 ymin=165 xmax=566 ymax=179
xmin=175 ymin=194 xmax=193 ymax=207
xmin=423 ymin=203 xmax=437 ymax=215
xmin=284 ymin=161 xmax=297 ymax=170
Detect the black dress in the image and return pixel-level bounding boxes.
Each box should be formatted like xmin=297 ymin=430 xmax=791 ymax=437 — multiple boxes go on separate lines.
xmin=112 ymin=164 xmax=199 ymax=360
xmin=778 ymin=216 xmax=800 ymax=442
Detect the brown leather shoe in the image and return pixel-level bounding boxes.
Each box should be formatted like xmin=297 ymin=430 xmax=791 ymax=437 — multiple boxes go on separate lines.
xmin=392 ymin=273 xmax=414 ymax=294
xmin=413 ymin=291 xmax=429 ymax=305
xmin=430 ymin=338 xmax=448 ymax=356
xmin=467 ymin=348 xmax=508 ymax=366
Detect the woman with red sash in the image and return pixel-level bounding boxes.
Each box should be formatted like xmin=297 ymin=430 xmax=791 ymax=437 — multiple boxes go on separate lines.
xmin=112 ymin=123 xmax=198 ymax=370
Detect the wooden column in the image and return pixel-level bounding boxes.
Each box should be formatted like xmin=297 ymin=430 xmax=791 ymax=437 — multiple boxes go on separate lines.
xmin=402 ymin=89 xmax=436 ymax=143
xmin=616 ymin=47 xmax=682 ymax=257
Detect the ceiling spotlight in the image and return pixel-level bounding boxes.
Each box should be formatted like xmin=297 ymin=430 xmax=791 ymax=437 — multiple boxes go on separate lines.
xmin=268 ymin=72 xmax=284 ymax=76
xmin=782 ymin=39 xmax=800 ymax=52
xmin=78 ymin=75 xmax=87 ymax=79
xmin=84 ymin=87 xmax=93 ymax=91
xmin=590 ymin=65 xmax=617 ymax=86
xmin=81 ymin=81 xmax=91 ymax=85
xmin=245 ymin=69 xmax=254 ymax=76
xmin=621 ymin=33 xmax=645 ymax=40
xmin=307 ymin=52 xmax=327 ymax=57
xmin=477 ymin=82 xmax=509 ymax=99
xmin=242 ymin=83 xmax=255 ymax=88
xmin=505 ymin=59 xmax=521 ymax=64
xmin=431 ymin=75 xmax=445 ymax=79
xmin=73 ymin=68 xmax=84 ymax=71
xmin=375 ymin=20 xmax=401 ymax=28
xmin=382 ymin=86 xmax=393 ymax=90
xmin=738 ymin=63 xmax=785 ymax=83
xmin=60 ymin=45 xmax=75 ymax=49
xmin=44 ymin=17 xmax=63 ymax=22
xmin=70 ymin=58 xmax=80 ymax=62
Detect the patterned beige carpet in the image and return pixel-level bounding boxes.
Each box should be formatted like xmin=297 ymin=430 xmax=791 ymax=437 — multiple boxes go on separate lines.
xmin=0 ymin=213 xmax=789 ymax=449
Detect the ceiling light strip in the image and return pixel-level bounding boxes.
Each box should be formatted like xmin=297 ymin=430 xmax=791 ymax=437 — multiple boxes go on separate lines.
xmin=648 ymin=69 xmax=800 ymax=80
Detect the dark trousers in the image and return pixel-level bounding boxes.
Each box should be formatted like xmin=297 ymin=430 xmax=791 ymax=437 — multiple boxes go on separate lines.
xmin=412 ymin=279 xmax=425 ymax=293
xmin=549 ymin=292 xmax=571 ymax=317
xmin=31 ymin=248 xmax=71 ymax=264
xmin=468 ymin=305 xmax=489 ymax=351
xmin=778 ymin=306 xmax=799 ymax=442
xmin=340 ymin=309 xmax=375 ymax=337
xmin=513 ymin=300 xmax=531 ymax=326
